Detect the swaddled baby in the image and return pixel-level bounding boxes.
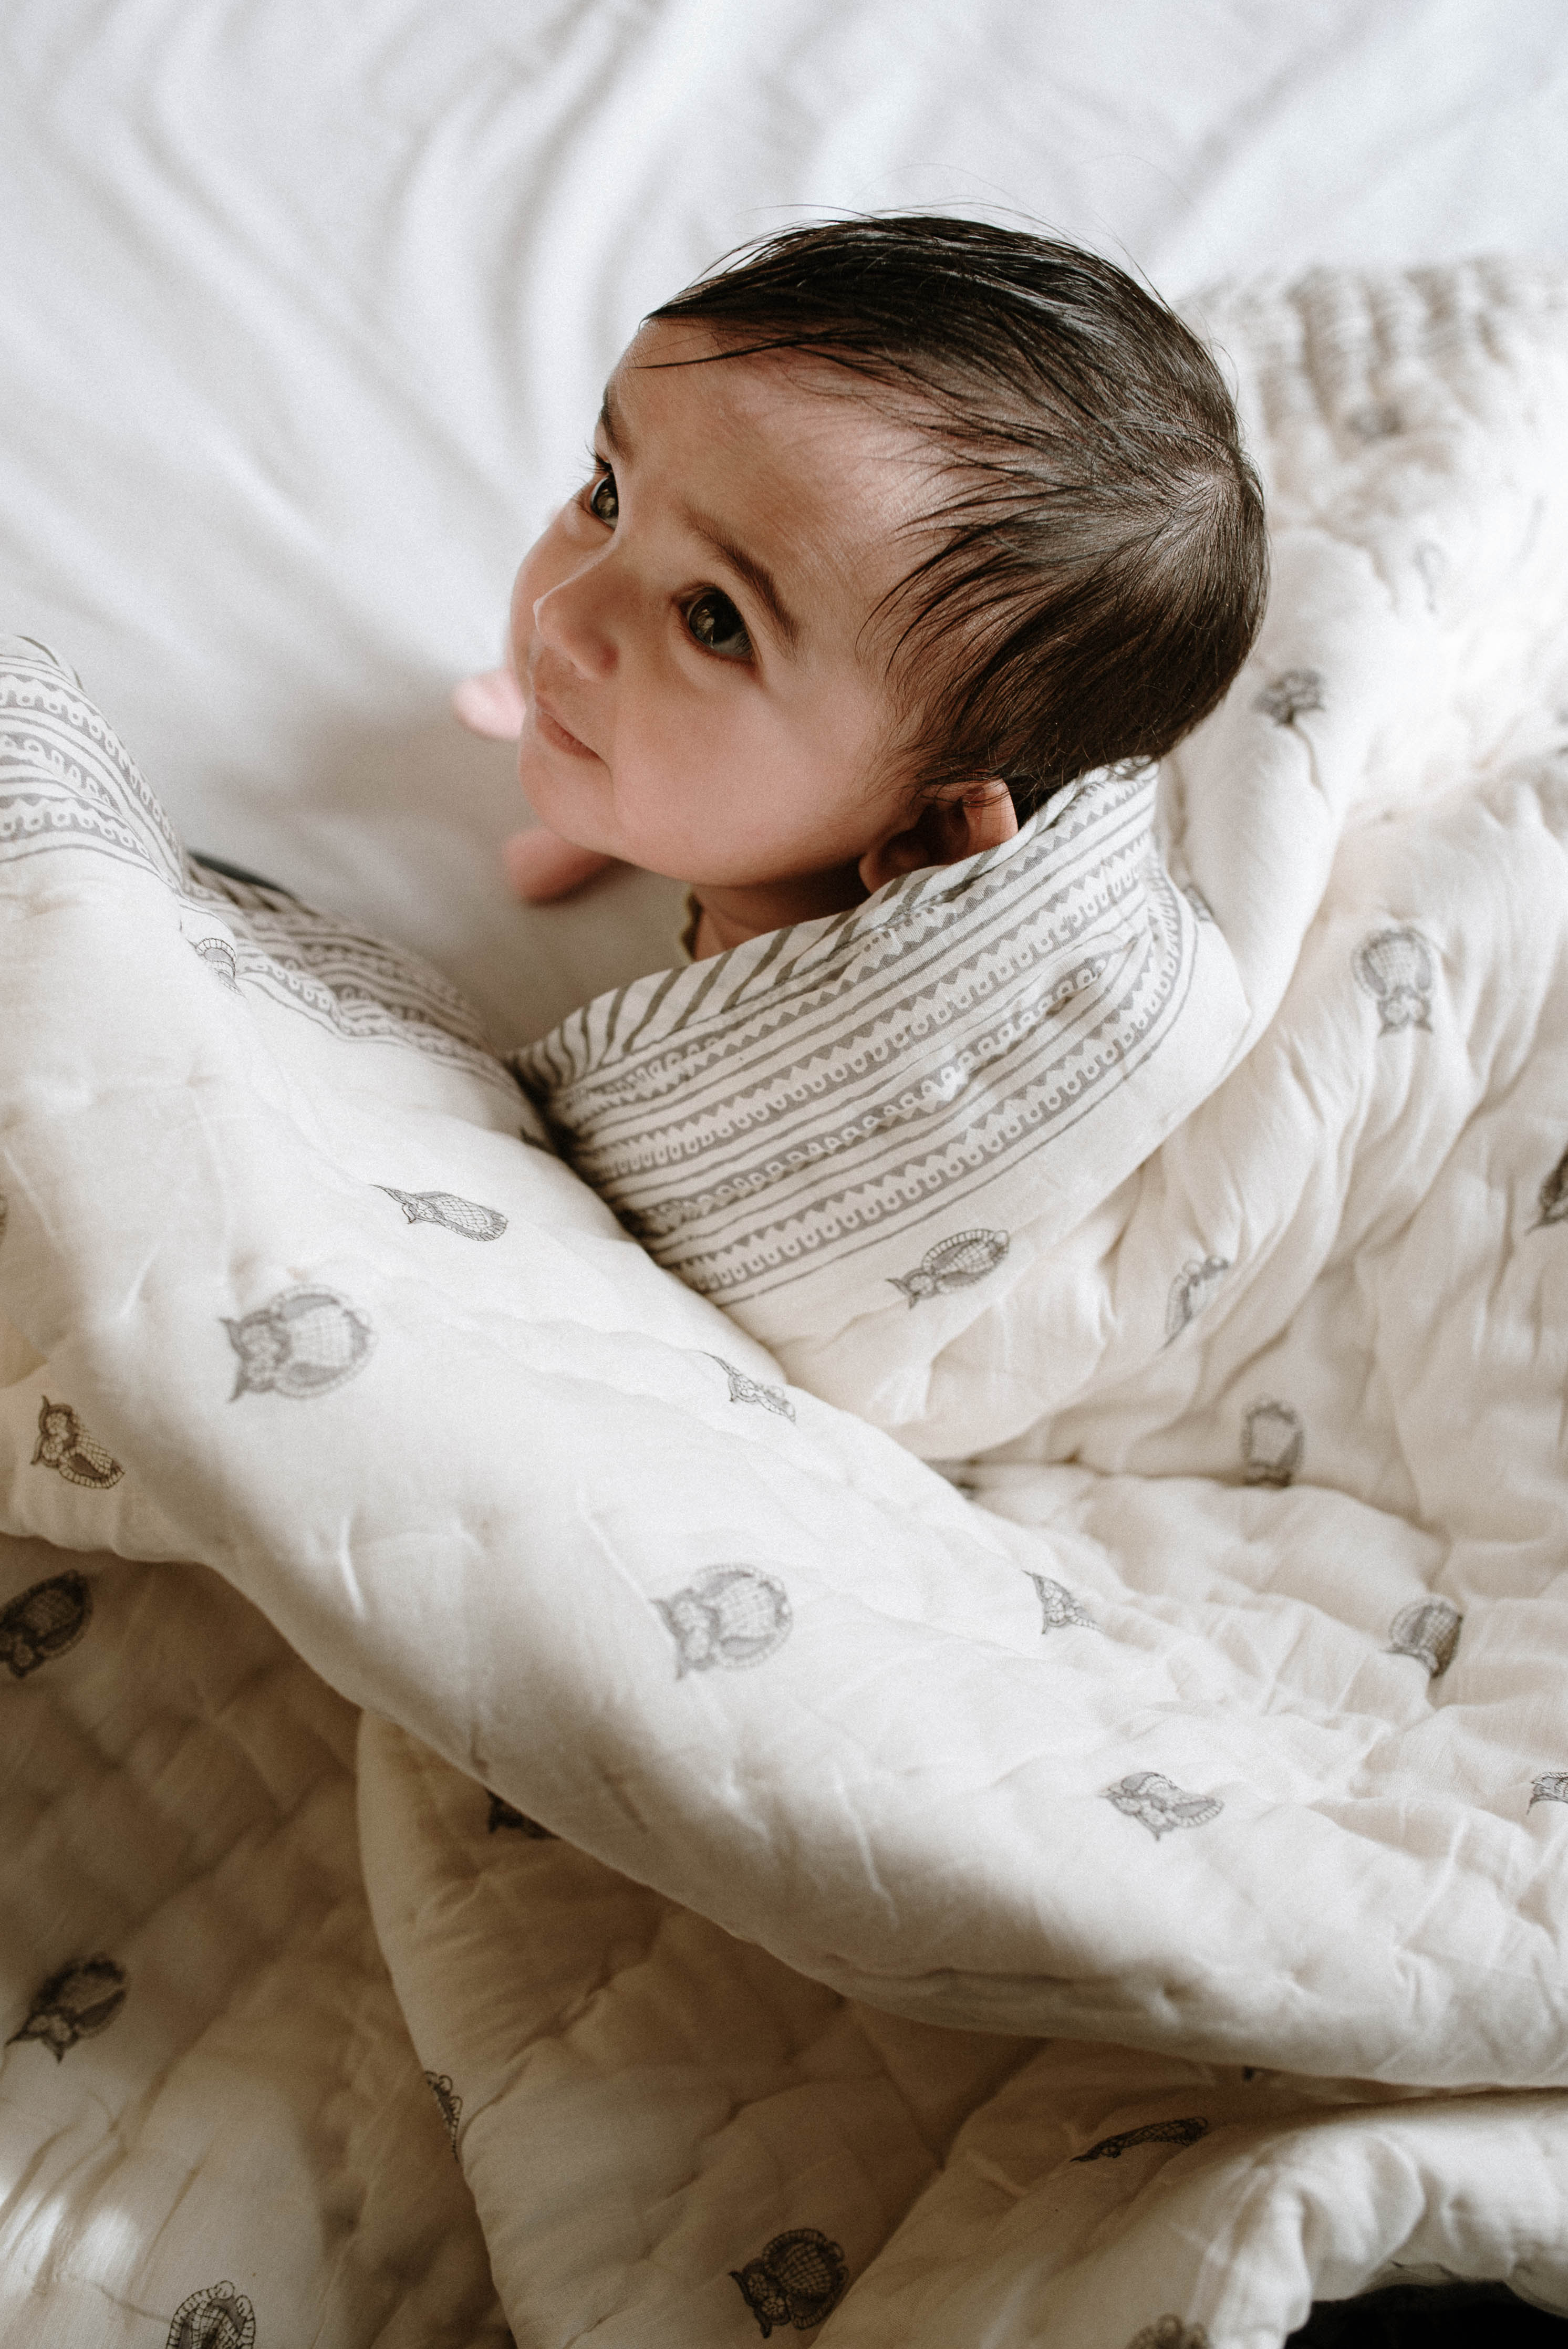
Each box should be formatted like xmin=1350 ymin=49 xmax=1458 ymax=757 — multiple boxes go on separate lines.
xmin=457 ymin=213 xmax=1266 ymax=963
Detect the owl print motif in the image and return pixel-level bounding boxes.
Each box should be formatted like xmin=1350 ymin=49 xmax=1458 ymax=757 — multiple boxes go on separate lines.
xmin=889 ymin=1228 xmax=1009 ymax=1307
xmin=1031 ymin=1574 xmax=1096 ymax=1633
xmin=1165 ymin=1256 xmax=1230 ymax=1344
xmin=378 ymin=1187 xmax=507 ymax=1241
xmin=1354 ymin=927 xmax=1435 ymax=1033
xmin=730 ymin=2228 xmax=848 ymax=2339
xmin=1387 ymin=1597 xmax=1462 ymax=1678
xmin=655 ymin=1565 xmax=792 ymax=1675
xmin=224 ymin=1286 xmax=375 ymax=1399
xmin=1241 ymin=1401 xmax=1303 ymax=1489
xmin=9 ymin=1956 xmax=128 ymax=2060
xmin=710 ymin=1356 xmax=796 ymax=1420
xmin=190 ymin=935 xmax=240 ymax=992
xmin=1254 ymin=669 xmax=1324 ymax=726
xmin=0 ymin=1570 xmax=92 ymax=1678
xmin=32 ymin=1398 xmax=123 ymax=1489
xmin=1103 ymin=1771 xmax=1223 ymax=1841
xmin=165 ymin=2282 xmax=257 ymax=2349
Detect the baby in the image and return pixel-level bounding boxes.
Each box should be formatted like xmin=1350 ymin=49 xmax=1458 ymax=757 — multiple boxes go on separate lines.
xmin=455 ymin=214 xmax=1266 ymax=963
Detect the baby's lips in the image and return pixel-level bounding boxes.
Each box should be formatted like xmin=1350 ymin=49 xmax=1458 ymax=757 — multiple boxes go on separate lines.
xmin=452 ymin=667 xmax=526 ymax=741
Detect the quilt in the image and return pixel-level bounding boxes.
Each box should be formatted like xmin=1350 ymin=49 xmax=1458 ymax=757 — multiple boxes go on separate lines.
xmin=4 ymin=256 xmax=1568 ymax=2349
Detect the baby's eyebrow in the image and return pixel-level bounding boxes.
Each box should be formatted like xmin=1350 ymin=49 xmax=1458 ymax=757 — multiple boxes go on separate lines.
xmin=597 ymin=386 xmax=628 ymax=455
xmin=598 ymin=377 xmax=801 ymax=652
xmin=683 ymin=510 xmax=801 ymax=652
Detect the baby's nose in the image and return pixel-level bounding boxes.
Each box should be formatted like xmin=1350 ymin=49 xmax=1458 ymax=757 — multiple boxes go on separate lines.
xmin=532 ymin=573 xmax=617 ymax=680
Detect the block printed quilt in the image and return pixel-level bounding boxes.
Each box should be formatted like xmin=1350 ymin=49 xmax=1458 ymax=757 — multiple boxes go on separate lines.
xmin=4 ymin=257 xmax=1568 ymax=2348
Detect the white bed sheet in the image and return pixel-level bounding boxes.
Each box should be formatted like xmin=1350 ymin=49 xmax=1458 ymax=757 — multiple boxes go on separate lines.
xmin=3 ymin=0 xmax=1566 ymax=1043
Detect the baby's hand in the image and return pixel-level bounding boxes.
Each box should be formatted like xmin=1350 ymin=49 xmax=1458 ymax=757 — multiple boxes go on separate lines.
xmin=451 ymin=666 xmax=526 ymax=740
xmin=452 ymin=667 xmax=619 ymax=904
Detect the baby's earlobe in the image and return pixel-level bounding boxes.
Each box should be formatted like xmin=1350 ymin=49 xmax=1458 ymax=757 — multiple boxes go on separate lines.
xmin=857 ymin=778 xmax=1018 ymax=896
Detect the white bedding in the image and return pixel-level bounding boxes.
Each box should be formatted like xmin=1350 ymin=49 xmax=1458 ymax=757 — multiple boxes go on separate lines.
xmin=6 ymin=10 xmax=1568 ymax=2348
xmin=4 ymin=252 xmax=1568 ymax=2346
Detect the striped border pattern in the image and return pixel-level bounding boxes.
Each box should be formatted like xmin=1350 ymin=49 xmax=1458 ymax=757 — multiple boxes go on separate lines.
xmin=515 ymin=766 xmax=1198 ymax=1305
xmin=0 ymin=641 xmax=511 ymax=1088
xmin=0 ymin=637 xmax=185 ymax=884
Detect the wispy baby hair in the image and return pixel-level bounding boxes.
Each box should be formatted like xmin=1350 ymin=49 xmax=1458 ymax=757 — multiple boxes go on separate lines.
xmin=650 ymin=213 xmax=1267 ymax=821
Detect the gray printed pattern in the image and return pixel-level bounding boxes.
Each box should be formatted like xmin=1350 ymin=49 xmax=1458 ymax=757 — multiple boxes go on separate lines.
xmin=889 ymin=1228 xmax=1009 ymax=1306
xmin=165 ymin=2283 xmax=257 ymax=2349
xmin=0 ymin=643 xmax=511 ymax=1088
xmin=224 ymin=1287 xmax=375 ymax=1399
xmin=1241 ymin=1401 xmax=1303 ymax=1489
xmin=0 ymin=1570 xmax=92 ymax=1677
xmin=1354 ymin=927 xmax=1435 ymax=1033
xmin=187 ymin=875 xmax=506 ymax=1080
xmin=32 ymin=1398 xmax=123 ymax=1489
xmin=1387 ymin=1598 xmax=1462 ymax=1677
xmin=1032 ymin=1575 xmax=1096 ymax=1633
xmin=1103 ymin=1772 xmax=1223 ymax=1841
xmin=655 ymin=1566 xmax=792 ymax=1675
xmin=710 ymin=1356 xmax=796 ymax=1419
xmin=1166 ymin=1255 xmax=1230 ymax=1344
xmin=379 ymin=1187 xmax=508 ymax=1240
xmin=731 ymin=2229 xmax=848 ymax=2338
xmin=515 ymin=767 xmax=1202 ymax=1305
xmin=190 ymin=934 xmax=240 ymax=991
xmin=0 ymin=640 xmax=185 ymax=883
xmin=1254 ymin=668 xmax=1325 ymax=726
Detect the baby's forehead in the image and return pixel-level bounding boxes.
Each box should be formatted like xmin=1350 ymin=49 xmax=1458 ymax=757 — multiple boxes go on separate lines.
xmin=612 ymin=324 xmax=940 ymax=619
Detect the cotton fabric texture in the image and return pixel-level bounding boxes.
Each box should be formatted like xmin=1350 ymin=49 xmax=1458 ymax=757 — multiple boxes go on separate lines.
xmin=5 ymin=259 xmax=1568 ymax=2346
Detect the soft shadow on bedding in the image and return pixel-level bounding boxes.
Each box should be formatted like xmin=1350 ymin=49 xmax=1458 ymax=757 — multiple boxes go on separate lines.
xmin=199 ymin=696 xmax=685 ymax=1045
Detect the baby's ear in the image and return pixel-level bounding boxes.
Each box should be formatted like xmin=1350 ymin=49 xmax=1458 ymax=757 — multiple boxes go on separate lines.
xmin=857 ymin=780 xmax=1017 ymax=895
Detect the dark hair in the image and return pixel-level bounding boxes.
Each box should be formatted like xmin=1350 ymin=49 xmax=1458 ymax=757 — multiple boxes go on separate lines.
xmin=649 ymin=214 xmax=1267 ymax=821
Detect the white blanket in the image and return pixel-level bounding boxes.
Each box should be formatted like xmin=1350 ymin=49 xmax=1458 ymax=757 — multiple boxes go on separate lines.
xmin=4 ymin=258 xmax=1568 ymax=2348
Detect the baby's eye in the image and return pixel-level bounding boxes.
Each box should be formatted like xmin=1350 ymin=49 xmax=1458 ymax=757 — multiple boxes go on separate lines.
xmin=586 ymin=465 xmax=618 ymax=525
xmin=684 ymin=589 xmax=752 ymax=661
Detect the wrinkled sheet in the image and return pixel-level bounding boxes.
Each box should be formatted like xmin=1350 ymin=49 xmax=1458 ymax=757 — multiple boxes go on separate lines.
xmin=3 ymin=0 xmax=1567 ymax=1045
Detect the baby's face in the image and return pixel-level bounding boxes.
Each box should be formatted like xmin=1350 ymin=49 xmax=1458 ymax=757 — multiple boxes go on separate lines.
xmin=510 ymin=321 xmax=929 ymax=900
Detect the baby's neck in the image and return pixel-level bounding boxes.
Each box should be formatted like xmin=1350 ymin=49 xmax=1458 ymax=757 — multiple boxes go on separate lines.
xmin=688 ymin=864 xmax=868 ymax=960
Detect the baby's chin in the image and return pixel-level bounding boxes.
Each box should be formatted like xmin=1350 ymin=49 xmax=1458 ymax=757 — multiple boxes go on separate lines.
xmin=516 ymin=751 xmax=613 ymax=841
